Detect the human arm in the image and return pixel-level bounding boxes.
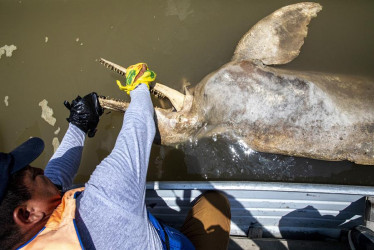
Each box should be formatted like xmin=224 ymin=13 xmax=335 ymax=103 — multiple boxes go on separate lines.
xmin=44 ymin=124 xmax=85 ymax=191
xmin=79 ymin=84 xmax=155 ymax=209
xmin=45 ymin=92 xmax=103 ymax=191
xmin=76 ymin=83 xmax=161 ymax=248
xmin=80 ymin=63 xmax=156 ymax=203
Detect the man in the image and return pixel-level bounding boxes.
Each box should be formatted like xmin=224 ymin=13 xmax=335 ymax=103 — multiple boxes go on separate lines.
xmin=0 ymin=63 xmax=231 ymax=249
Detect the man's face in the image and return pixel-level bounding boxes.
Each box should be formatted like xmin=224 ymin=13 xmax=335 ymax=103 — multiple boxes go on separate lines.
xmin=22 ymin=166 xmax=62 ymax=217
xmin=12 ymin=166 xmax=62 ymax=248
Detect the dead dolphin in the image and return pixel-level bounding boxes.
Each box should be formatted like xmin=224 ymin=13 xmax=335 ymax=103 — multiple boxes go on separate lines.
xmin=99 ymin=2 xmax=374 ymax=165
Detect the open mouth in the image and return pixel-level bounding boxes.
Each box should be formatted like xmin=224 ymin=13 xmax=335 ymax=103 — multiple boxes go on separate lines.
xmin=99 ymin=58 xmax=186 ymax=112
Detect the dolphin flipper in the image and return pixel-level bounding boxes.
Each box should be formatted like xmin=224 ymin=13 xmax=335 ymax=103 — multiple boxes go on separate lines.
xmin=233 ymin=2 xmax=322 ymax=65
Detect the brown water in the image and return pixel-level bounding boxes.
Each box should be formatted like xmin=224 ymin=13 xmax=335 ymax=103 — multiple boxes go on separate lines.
xmin=1 ymin=0 xmax=373 ymax=185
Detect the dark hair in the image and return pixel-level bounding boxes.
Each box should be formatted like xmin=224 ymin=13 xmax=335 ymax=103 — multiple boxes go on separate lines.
xmin=0 ymin=167 xmax=31 ymax=250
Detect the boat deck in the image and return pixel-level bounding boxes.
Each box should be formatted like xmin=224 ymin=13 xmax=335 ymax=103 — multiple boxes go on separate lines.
xmin=145 ymin=181 xmax=374 ymax=248
xmin=228 ymin=237 xmax=349 ymax=250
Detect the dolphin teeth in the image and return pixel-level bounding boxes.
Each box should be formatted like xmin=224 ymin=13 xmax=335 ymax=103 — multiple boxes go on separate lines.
xmin=151 ymin=88 xmax=166 ymax=99
xmin=99 ymin=58 xmax=127 ymax=77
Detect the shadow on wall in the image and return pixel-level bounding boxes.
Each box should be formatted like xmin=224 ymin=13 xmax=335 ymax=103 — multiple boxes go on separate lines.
xmin=278 ymin=198 xmax=364 ymax=242
xmin=146 ymin=185 xmax=365 ymax=250
xmin=146 ymin=188 xmax=286 ymax=250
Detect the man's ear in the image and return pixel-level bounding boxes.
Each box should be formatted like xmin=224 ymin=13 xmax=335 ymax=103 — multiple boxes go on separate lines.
xmin=13 ymin=205 xmax=44 ymax=227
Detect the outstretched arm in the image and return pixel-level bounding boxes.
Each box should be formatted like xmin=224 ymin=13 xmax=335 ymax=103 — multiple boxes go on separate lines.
xmin=80 ymin=63 xmax=156 ymax=205
xmin=45 ymin=92 xmax=103 ymax=191
xmin=80 ymin=84 xmax=155 ymax=208
xmin=44 ymin=124 xmax=85 ymax=191
xmin=76 ymin=67 xmax=161 ymax=248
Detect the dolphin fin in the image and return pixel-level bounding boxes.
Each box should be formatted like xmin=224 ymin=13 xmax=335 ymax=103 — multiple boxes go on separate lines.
xmin=233 ymin=2 xmax=322 ymax=65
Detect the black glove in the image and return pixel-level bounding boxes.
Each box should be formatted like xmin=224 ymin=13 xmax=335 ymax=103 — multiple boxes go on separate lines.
xmin=64 ymin=92 xmax=104 ymax=137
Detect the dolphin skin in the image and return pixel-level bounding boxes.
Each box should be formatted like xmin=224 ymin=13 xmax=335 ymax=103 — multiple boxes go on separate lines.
xmin=99 ymin=2 xmax=374 ymax=165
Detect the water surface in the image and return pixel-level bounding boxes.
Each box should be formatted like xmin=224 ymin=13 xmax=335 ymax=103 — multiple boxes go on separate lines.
xmin=0 ymin=0 xmax=373 ymax=185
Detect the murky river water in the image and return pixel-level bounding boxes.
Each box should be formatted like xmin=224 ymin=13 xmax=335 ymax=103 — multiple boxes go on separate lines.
xmin=1 ymin=0 xmax=373 ymax=185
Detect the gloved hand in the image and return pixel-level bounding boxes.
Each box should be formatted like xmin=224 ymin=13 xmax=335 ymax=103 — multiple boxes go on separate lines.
xmin=64 ymin=92 xmax=104 ymax=137
xmin=116 ymin=63 xmax=156 ymax=95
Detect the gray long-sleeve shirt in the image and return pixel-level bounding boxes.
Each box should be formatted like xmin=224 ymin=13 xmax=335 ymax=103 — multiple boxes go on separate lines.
xmin=44 ymin=84 xmax=162 ymax=249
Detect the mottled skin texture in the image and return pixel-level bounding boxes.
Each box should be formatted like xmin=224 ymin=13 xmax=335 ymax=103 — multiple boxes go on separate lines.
xmin=100 ymin=2 xmax=374 ymax=165
xmin=190 ymin=61 xmax=374 ymax=165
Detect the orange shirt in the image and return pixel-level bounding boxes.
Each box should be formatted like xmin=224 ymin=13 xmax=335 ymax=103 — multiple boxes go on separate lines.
xmin=19 ymin=187 xmax=85 ymax=250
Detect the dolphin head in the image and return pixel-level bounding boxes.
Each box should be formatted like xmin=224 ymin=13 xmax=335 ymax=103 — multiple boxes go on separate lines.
xmin=99 ymin=58 xmax=200 ymax=145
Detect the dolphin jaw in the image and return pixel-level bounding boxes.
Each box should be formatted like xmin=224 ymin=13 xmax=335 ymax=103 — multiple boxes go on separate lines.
xmin=99 ymin=58 xmax=188 ymax=112
xmin=99 ymin=58 xmax=127 ymax=76
xmin=151 ymin=83 xmax=186 ymax=112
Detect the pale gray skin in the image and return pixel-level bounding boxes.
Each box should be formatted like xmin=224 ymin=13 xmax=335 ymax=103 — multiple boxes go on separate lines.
xmin=190 ymin=61 xmax=374 ymax=165
xmin=100 ymin=2 xmax=374 ymax=165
